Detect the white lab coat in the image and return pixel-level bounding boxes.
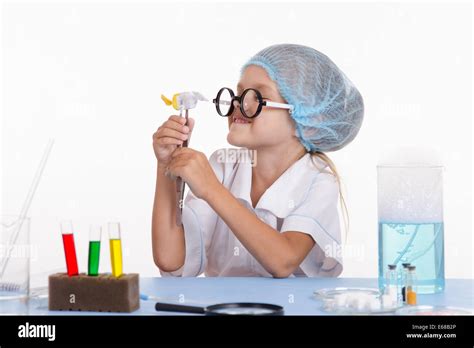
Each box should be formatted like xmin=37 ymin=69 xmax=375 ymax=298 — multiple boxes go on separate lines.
xmin=160 ymin=148 xmax=343 ymax=278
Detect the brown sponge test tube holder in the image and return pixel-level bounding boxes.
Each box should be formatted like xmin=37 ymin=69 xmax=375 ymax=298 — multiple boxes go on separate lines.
xmin=48 ymin=273 xmax=140 ymax=313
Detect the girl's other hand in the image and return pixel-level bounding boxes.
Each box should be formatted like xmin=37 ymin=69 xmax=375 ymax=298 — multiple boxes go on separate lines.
xmin=166 ymin=147 xmax=220 ymax=200
xmin=152 ymin=115 xmax=195 ymax=166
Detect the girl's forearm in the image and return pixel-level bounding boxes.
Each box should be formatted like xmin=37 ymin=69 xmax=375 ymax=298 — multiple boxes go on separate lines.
xmin=204 ymin=182 xmax=303 ymax=277
xmin=152 ymin=163 xmax=185 ymax=272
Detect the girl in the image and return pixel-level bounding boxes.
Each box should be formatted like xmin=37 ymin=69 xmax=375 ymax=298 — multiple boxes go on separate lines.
xmin=152 ymin=44 xmax=364 ymax=277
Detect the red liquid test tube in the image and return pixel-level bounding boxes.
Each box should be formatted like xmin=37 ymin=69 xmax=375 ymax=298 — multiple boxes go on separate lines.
xmin=61 ymin=220 xmax=79 ymax=276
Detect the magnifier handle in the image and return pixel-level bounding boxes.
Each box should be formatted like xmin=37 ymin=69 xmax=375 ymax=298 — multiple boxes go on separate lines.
xmin=155 ymin=302 xmax=206 ymax=314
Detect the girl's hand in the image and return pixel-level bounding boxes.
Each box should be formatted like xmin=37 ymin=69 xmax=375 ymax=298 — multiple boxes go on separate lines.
xmin=152 ymin=115 xmax=195 ymax=166
xmin=165 ymin=147 xmax=220 ymax=200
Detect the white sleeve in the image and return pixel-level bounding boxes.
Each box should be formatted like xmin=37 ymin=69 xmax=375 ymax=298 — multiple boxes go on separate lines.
xmin=280 ymin=173 xmax=343 ymax=277
xmin=159 ymin=149 xmax=224 ymax=277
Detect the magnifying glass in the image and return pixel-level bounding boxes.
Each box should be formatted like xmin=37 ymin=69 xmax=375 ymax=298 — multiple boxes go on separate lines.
xmin=155 ymin=302 xmax=284 ymax=316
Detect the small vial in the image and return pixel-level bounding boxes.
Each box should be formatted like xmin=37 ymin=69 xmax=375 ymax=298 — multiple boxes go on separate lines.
xmin=60 ymin=220 xmax=79 ymax=276
xmin=400 ymin=263 xmax=411 ymax=303
xmin=406 ymin=265 xmax=417 ymax=305
xmin=385 ymin=264 xmax=398 ymax=304
xmin=108 ymin=222 xmax=123 ymax=277
xmin=88 ymin=225 xmax=101 ymax=276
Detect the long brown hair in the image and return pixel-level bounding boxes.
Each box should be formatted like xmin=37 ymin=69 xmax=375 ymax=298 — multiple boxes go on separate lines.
xmin=309 ymin=151 xmax=349 ymax=241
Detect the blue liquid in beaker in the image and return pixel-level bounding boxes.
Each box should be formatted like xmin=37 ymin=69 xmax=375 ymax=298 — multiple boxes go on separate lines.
xmin=378 ymin=222 xmax=445 ymax=294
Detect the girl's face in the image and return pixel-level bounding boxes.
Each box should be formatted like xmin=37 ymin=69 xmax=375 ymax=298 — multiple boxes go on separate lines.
xmin=227 ymin=65 xmax=297 ymax=150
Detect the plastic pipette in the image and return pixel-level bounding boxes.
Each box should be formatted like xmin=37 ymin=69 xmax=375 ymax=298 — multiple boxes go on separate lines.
xmin=161 ymin=92 xmax=208 ymax=226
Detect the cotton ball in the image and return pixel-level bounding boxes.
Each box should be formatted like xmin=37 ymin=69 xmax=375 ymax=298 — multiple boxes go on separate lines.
xmin=344 ymin=292 xmax=362 ymax=308
xmin=381 ymin=294 xmax=394 ymax=309
xmin=334 ymin=294 xmax=348 ymax=307
xmin=358 ymin=294 xmax=376 ymax=312
xmin=323 ymin=298 xmax=336 ymax=311
xmin=368 ymin=298 xmax=382 ymax=311
xmin=355 ymin=297 xmax=367 ymax=311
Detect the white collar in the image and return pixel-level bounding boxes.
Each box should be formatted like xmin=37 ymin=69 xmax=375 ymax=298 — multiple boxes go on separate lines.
xmin=229 ymin=150 xmax=328 ymax=218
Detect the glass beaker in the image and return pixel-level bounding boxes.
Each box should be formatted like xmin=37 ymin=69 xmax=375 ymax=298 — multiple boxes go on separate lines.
xmin=0 ymin=215 xmax=31 ymax=300
xmin=377 ymin=160 xmax=445 ymax=294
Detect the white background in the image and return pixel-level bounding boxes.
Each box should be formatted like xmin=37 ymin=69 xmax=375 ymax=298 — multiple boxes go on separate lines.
xmin=1 ymin=1 xmax=472 ymax=279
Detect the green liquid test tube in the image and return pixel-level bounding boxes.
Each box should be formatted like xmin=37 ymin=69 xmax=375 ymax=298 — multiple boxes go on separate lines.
xmin=88 ymin=225 xmax=101 ymax=276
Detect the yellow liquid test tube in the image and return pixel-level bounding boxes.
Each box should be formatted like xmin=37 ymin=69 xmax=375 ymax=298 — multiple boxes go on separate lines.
xmin=108 ymin=222 xmax=123 ymax=277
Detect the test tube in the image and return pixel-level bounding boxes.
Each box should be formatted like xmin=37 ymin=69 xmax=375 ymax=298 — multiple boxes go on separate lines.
xmin=88 ymin=225 xmax=101 ymax=276
xmin=60 ymin=220 xmax=79 ymax=276
xmin=385 ymin=264 xmax=398 ymax=305
xmin=406 ymin=265 xmax=417 ymax=305
xmin=108 ymin=222 xmax=123 ymax=277
xmin=401 ymin=262 xmax=411 ymax=303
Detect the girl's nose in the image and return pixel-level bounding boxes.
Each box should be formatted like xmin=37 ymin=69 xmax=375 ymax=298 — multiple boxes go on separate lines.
xmin=232 ymin=98 xmax=240 ymax=109
xmin=230 ymin=98 xmax=244 ymax=117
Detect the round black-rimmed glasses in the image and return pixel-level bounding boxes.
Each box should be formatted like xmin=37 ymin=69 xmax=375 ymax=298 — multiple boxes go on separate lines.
xmin=213 ymin=87 xmax=293 ymax=119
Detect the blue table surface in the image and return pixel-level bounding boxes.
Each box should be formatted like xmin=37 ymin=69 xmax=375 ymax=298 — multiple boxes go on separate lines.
xmin=2 ymin=277 xmax=473 ymax=315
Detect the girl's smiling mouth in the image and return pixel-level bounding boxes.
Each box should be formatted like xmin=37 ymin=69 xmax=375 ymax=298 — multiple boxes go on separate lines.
xmin=232 ymin=115 xmax=252 ymax=124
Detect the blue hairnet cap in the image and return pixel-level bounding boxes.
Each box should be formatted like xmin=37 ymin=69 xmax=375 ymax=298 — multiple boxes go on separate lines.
xmin=241 ymin=44 xmax=364 ymax=152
